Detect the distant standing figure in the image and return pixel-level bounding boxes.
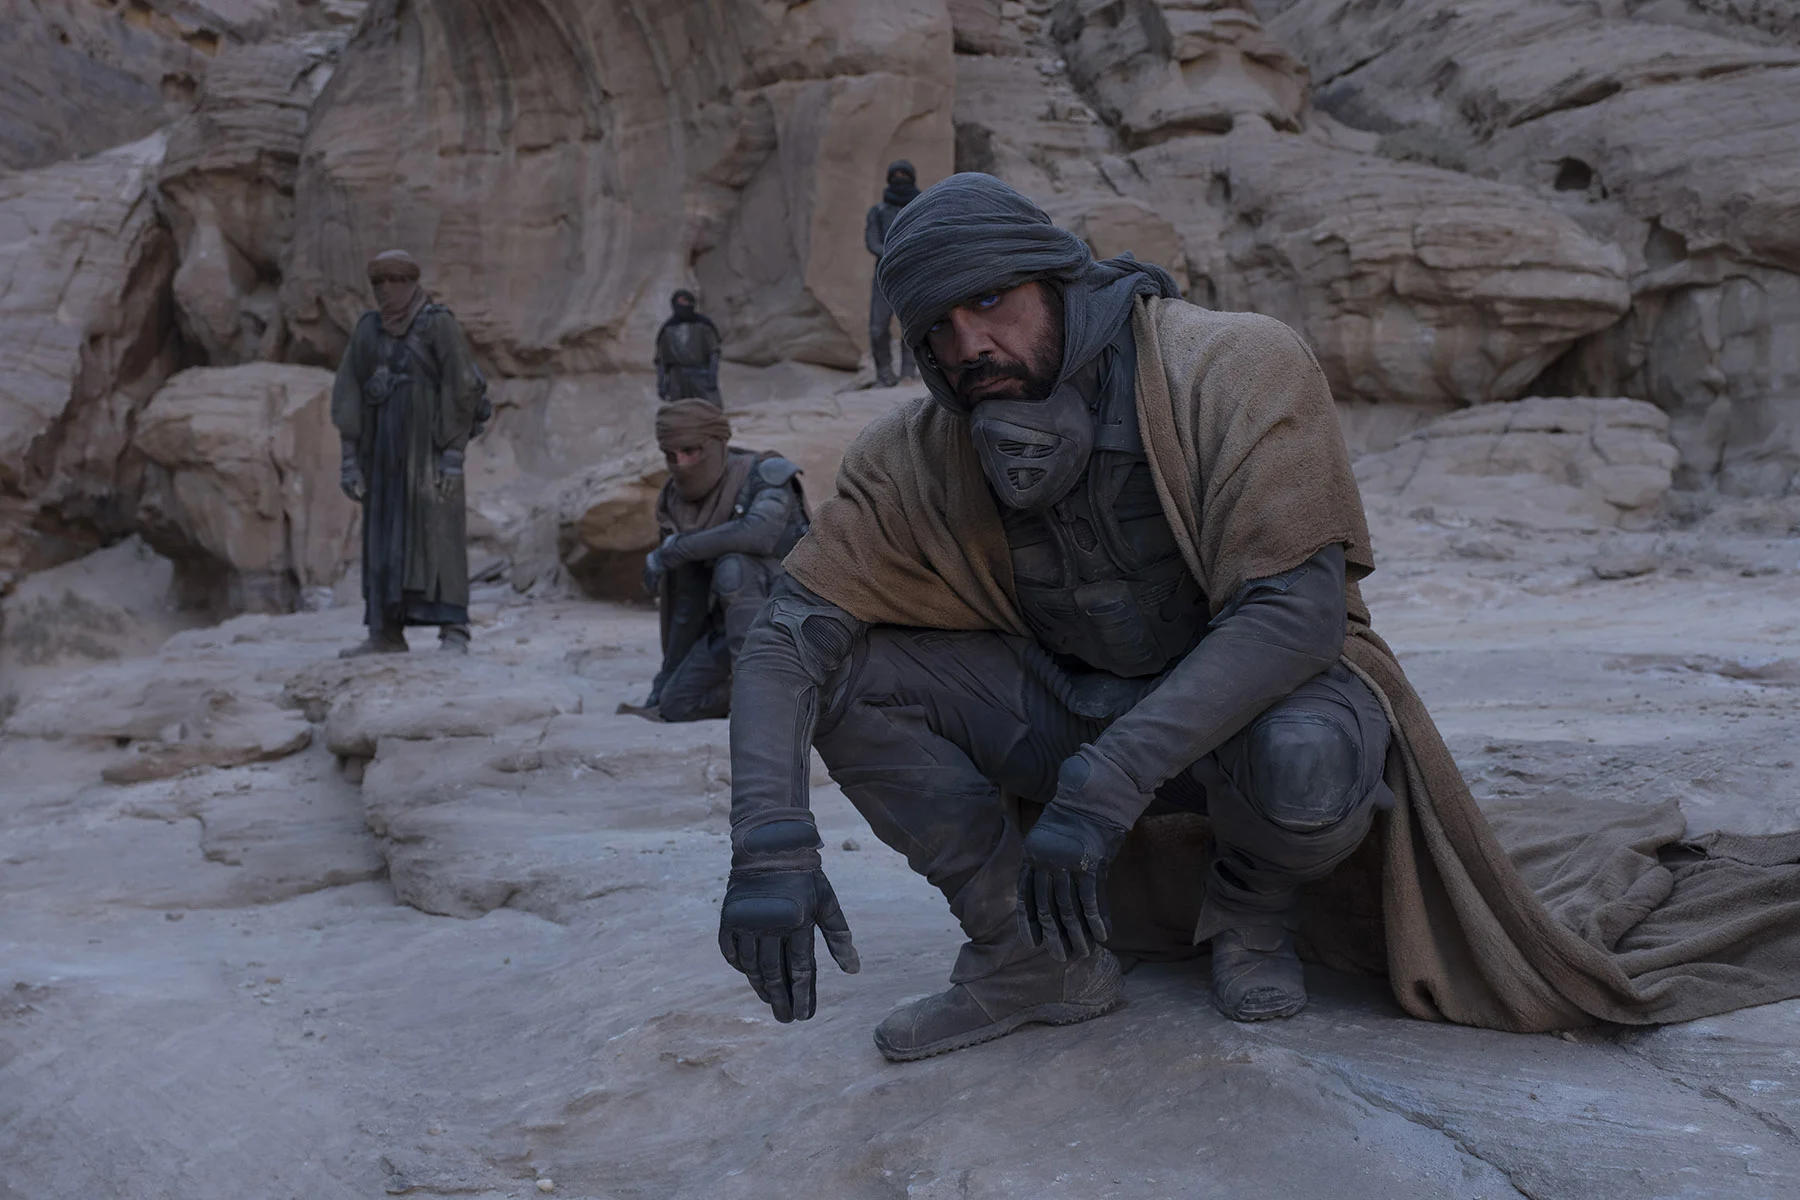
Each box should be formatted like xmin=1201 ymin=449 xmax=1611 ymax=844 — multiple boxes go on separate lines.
xmin=332 ymin=249 xmax=491 ymax=657
xmin=865 ymin=159 xmax=921 ymax=387
xmin=655 ymin=289 xmax=723 ymax=406
xmin=637 ymin=400 xmax=808 ymax=722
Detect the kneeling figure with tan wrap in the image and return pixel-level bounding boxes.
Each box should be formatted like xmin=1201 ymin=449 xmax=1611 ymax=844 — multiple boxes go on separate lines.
xmin=640 ymin=400 xmax=809 ymax=722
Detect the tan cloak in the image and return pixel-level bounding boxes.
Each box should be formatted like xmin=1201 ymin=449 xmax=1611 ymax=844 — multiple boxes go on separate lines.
xmin=786 ymin=296 xmax=1800 ymax=1032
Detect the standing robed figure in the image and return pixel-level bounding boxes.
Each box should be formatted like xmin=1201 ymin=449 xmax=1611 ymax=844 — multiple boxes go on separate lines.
xmin=332 ymin=249 xmax=491 ymax=657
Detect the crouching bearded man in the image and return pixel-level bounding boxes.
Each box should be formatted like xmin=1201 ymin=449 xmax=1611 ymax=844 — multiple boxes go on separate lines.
xmin=639 ymin=399 xmax=810 ymax=722
xmin=717 ymin=173 xmax=1395 ymax=1061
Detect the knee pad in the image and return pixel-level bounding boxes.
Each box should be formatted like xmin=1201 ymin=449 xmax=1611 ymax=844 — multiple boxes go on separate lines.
xmin=710 ymin=553 xmax=751 ymax=600
xmin=1243 ymin=711 xmax=1364 ymax=833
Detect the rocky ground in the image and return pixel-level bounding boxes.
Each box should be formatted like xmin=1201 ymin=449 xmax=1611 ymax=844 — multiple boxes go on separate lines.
xmin=2 ymin=468 xmax=1797 ymax=1200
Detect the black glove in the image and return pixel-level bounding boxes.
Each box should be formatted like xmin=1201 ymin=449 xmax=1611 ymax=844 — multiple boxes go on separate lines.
xmin=719 ymin=813 xmax=859 ymax=1022
xmin=642 ymin=534 xmax=680 ymax=595
xmin=1018 ymin=747 xmax=1143 ymax=961
xmin=339 ymin=443 xmax=366 ymax=504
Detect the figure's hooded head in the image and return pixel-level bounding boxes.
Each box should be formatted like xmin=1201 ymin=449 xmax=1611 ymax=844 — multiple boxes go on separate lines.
xmin=655 ymin=399 xmax=732 ymax=501
xmin=368 ymin=250 xmax=428 ymax=337
xmin=883 ymin=159 xmax=920 ymax=208
xmin=670 ymin=288 xmax=698 ymax=317
xmin=874 ymin=173 xmax=1179 ymax=510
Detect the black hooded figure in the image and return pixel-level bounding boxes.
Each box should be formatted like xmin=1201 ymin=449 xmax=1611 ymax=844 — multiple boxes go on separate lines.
xmin=864 ymin=159 xmax=921 ymax=387
xmin=655 ymin=289 xmax=723 ymax=406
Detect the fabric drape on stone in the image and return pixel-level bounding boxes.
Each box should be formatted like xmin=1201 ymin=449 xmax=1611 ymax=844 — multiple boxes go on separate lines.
xmin=785 ymin=294 xmax=1800 ymax=1032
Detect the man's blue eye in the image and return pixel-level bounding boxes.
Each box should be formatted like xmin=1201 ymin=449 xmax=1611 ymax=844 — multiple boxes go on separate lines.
xmin=976 ymin=294 xmax=1000 ymax=309
xmin=928 ymin=320 xmax=943 ymax=334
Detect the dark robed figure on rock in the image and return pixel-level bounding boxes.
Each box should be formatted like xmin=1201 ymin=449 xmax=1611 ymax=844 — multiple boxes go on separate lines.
xmin=718 ymin=174 xmax=1800 ymax=1062
xmin=333 ymin=250 xmax=491 ymax=657
xmin=654 ymin=290 xmax=723 ymax=406
xmin=637 ymin=400 xmax=808 ymax=723
xmin=865 ymin=160 xmax=921 ymax=388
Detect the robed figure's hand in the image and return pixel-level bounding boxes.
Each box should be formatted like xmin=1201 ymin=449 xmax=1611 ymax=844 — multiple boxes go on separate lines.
xmin=339 ymin=458 xmax=367 ymax=504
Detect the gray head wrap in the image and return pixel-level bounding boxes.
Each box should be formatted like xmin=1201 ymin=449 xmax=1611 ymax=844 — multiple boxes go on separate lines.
xmin=874 ymin=172 xmax=1180 ymax=413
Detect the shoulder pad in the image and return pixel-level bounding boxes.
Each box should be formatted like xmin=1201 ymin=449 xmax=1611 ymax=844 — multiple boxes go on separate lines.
xmin=756 ymin=456 xmax=803 ymax=487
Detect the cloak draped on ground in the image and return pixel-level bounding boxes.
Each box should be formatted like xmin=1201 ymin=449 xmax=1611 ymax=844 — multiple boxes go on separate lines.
xmin=785 ymin=295 xmax=1800 ymax=1031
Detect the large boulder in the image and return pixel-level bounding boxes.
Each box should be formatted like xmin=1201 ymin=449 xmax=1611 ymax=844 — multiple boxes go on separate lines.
xmin=1255 ymin=0 xmax=1800 ymax=494
xmin=1132 ymin=128 xmax=1632 ymax=411
xmin=1055 ymin=0 xmax=1310 ymax=145
xmin=0 ymin=135 xmax=180 ymax=578
xmin=279 ymin=0 xmax=956 ymax=375
xmin=133 ymin=364 xmax=357 ymax=613
xmin=1354 ymin=395 xmax=1680 ymax=531
xmin=0 ymin=537 xmax=186 ymax=707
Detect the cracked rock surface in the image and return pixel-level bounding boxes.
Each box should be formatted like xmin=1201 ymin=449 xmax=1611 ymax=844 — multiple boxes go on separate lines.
xmin=3 ymin=477 xmax=1799 ymax=1198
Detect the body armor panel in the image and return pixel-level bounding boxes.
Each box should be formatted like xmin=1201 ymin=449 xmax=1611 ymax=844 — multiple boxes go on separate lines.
xmin=660 ymin=319 xmax=719 ymax=368
xmin=1001 ymin=328 xmax=1207 ymax=678
xmin=735 ymin=455 xmax=811 ymax=561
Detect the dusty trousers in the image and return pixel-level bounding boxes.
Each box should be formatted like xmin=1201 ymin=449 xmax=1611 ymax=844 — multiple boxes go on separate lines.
xmin=868 ymin=279 xmax=916 ymax=383
xmin=812 ymin=627 xmax=1389 ymax=981
xmin=657 ymin=553 xmax=777 ymax=722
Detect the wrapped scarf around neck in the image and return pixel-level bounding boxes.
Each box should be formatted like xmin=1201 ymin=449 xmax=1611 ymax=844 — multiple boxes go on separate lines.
xmin=368 ymin=250 xmax=429 ymax=338
xmin=874 ymin=172 xmax=1180 ymax=413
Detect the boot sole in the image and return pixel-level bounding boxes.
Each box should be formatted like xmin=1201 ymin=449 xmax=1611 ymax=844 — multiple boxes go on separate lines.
xmin=873 ymin=995 xmax=1124 ymax=1063
xmin=1211 ymin=990 xmax=1307 ymax=1022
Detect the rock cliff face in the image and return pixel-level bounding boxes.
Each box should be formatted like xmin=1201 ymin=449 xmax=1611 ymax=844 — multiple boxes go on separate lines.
xmin=0 ymin=0 xmax=363 ymax=172
xmin=1252 ymin=0 xmax=1800 ymax=494
xmin=1 ymin=0 xmax=1796 ymax=616
xmin=159 ymin=33 xmax=346 ymax=366
xmin=954 ymin=0 xmax=1632 ymax=423
xmin=0 ymin=135 xmax=180 ymax=582
xmin=279 ymin=0 xmax=957 ymax=374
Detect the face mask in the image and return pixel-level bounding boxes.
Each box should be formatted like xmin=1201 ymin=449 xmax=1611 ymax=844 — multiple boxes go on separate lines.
xmin=671 ymin=440 xmax=729 ymax=501
xmin=968 ymin=382 xmax=1093 ymax=511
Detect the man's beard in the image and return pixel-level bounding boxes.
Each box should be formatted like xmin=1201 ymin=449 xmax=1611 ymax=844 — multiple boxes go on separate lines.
xmin=953 ymin=355 xmax=1057 ymax=408
xmin=950 ymin=292 xmax=1064 ymax=409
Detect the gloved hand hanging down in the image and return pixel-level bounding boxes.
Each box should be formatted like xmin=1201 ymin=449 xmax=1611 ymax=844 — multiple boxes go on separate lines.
xmin=719 ymin=809 xmax=860 ymax=1022
xmin=1018 ymin=745 xmax=1148 ymax=961
xmin=339 ymin=441 xmax=366 ymax=503
xmin=641 ymin=533 xmax=680 ymax=596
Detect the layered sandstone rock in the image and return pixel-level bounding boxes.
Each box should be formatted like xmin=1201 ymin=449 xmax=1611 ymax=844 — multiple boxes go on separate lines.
xmin=1253 ymin=0 xmax=1800 ymax=494
xmin=280 ymin=0 xmax=956 ymax=376
xmin=0 ymin=0 xmax=365 ymax=172
xmin=1354 ymin=396 xmax=1681 ymax=531
xmin=949 ymin=0 xmax=1632 ymax=419
xmin=158 ymin=33 xmax=349 ymax=365
xmin=133 ymin=364 xmax=357 ymax=612
xmin=0 ymin=135 xmax=180 ymax=578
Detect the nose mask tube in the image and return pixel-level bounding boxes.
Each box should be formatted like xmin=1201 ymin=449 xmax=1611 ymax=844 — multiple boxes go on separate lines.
xmin=968 ymin=383 xmax=1094 ymax=511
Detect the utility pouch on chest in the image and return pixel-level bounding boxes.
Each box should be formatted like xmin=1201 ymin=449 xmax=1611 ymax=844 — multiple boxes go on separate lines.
xmin=1068 ymin=579 xmax=1164 ymax=678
